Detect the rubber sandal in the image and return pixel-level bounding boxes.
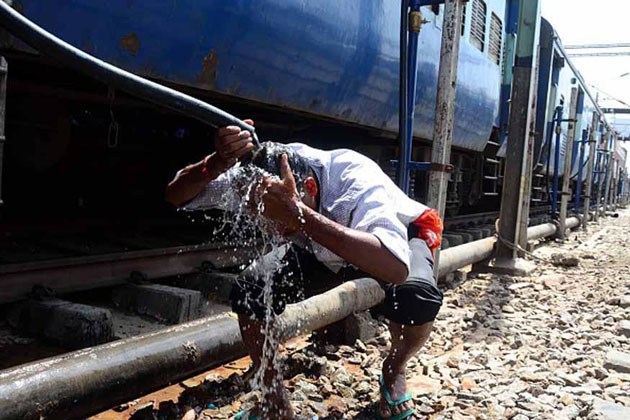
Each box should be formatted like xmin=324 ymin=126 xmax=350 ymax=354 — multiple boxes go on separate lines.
xmin=234 ymin=409 xmax=260 ymax=420
xmin=378 ymin=375 xmax=416 ymax=420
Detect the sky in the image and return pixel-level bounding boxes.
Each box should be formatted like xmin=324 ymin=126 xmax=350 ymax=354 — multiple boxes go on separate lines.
xmin=540 ymin=0 xmax=630 ymax=165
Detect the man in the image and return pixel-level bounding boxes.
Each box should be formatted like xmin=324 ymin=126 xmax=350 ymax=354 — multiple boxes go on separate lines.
xmin=165 ymin=121 xmax=443 ymax=420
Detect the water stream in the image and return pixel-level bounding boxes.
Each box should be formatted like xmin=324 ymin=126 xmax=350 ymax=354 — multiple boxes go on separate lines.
xmin=210 ymin=161 xmax=304 ymax=418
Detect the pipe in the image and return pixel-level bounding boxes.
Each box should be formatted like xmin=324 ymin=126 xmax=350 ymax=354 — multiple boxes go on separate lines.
xmin=574 ymin=129 xmax=586 ymax=212
xmin=558 ymin=88 xmax=578 ymax=239
xmin=437 ymin=237 xmax=495 ymax=277
xmin=0 ymin=56 xmax=5 ymax=209
xmin=582 ymin=112 xmax=598 ymax=229
xmin=438 ymin=216 xmax=580 ymax=276
xmin=0 ymin=278 xmax=385 ymax=419
xmin=403 ymin=1 xmax=422 ymax=195
xmin=593 ymin=149 xmax=603 ymax=221
xmin=0 ymin=2 xmax=261 ymax=149
xmin=397 ymin=0 xmax=411 ymax=193
xmin=552 ymin=105 xmax=563 ymax=216
xmin=545 ymin=107 xmax=559 ymax=204
xmin=0 ymin=217 xmax=582 ymax=419
xmin=603 ymin=134 xmax=617 ymax=212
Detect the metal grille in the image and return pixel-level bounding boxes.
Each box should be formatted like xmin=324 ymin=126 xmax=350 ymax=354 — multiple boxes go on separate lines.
xmin=470 ymin=0 xmax=486 ymax=52
xmin=489 ymin=12 xmax=503 ymax=64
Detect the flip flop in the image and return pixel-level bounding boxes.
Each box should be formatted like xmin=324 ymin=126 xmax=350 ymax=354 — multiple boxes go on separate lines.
xmin=378 ymin=375 xmax=416 ymax=420
xmin=233 ymin=409 xmax=260 ymax=420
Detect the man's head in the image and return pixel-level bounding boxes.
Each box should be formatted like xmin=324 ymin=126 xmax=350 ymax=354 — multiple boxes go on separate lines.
xmin=249 ymin=141 xmax=319 ymax=209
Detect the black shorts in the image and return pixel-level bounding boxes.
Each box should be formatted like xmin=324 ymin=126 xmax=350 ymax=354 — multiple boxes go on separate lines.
xmin=230 ymin=239 xmax=443 ymax=326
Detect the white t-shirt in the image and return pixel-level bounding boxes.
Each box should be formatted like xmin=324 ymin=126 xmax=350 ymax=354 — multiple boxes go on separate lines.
xmin=182 ymin=143 xmax=429 ymax=273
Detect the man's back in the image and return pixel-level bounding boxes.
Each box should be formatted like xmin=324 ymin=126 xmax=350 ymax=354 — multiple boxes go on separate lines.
xmin=286 ymin=143 xmax=428 ymax=271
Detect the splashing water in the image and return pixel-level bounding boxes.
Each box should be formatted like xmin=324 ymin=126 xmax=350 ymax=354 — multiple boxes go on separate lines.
xmin=209 ymin=162 xmax=303 ymax=417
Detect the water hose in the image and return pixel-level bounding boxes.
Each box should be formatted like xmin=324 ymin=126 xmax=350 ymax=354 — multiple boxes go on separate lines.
xmin=544 ymin=107 xmax=559 ymax=205
xmin=0 ymin=1 xmax=261 ymax=150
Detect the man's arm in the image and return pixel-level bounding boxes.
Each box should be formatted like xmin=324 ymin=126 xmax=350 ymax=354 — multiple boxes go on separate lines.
xmin=301 ymin=206 xmax=409 ymax=285
xmin=165 ymin=120 xmax=255 ymax=207
xmin=260 ymin=154 xmax=409 ymax=285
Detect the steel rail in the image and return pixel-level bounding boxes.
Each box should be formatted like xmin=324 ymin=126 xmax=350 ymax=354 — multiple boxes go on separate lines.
xmin=0 ymin=243 xmax=259 ymax=304
xmin=0 ymin=207 xmax=552 ymax=304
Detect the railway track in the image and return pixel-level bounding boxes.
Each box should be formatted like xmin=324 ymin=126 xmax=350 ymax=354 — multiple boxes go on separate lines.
xmin=0 ymin=210 xmax=579 ymax=419
xmin=0 ymin=208 xmax=553 ymax=304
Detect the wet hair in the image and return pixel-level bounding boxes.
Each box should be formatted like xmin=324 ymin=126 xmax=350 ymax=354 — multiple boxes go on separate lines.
xmin=248 ymin=141 xmax=313 ymax=193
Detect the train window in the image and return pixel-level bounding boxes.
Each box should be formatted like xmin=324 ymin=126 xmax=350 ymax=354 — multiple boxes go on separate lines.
xmin=470 ymin=0 xmax=487 ymax=51
xmin=489 ymin=12 xmax=503 ymax=64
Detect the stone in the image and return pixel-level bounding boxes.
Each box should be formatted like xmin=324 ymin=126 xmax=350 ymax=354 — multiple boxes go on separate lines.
xmin=284 ymin=352 xmax=328 ymax=378
xmin=112 ymin=283 xmax=201 ymax=324
xmin=603 ymin=350 xmax=630 ymax=373
xmin=559 ymin=393 xmax=575 ymax=406
xmin=551 ymin=254 xmax=580 ymax=267
xmin=335 ymin=383 xmax=355 ymax=399
xmin=540 ymin=274 xmax=565 ymax=290
xmin=557 ymin=405 xmax=580 ymax=419
xmin=114 ymin=399 xmax=139 ymax=412
xmin=6 ymin=298 xmax=113 ymax=348
xmin=325 ymin=395 xmax=348 ymax=416
xmin=502 ymin=305 xmax=516 ymax=313
xmin=460 ymin=376 xmax=477 ymax=391
xmin=182 ymin=408 xmax=196 ymax=420
xmin=181 ymin=378 xmax=202 ymax=389
xmin=619 ymin=295 xmax=630 ymax=308
xmin=591 ymin=396 xmax=630 ymax=420
xmin=557 ymin=372 xmax=584 ymax=386
xmin=406 ymin=375 xmax=442 ymax=396
xmin=308 ymin=400 xmax=328 ymax=417
xmin=291 ymin=390 xmax=307 ymax=402
xmin=354 ymin=381 xmax=372 ymax=396
xmin=508 ymin=282 xmax=534 ymax=291
xmin=331 ymin=367 xmax=352 ymax=386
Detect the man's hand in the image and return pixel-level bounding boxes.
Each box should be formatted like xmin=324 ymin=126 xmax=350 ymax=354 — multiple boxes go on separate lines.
xmin=164 ymin=119 xmax=255 ymax=207
xmin=259 ymin=154 xmax=305 ymax=236
xmin=215 ymin=119 xmax=255 ymax=170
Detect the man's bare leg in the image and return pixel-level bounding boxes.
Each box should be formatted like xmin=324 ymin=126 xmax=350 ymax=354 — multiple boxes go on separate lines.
xmin=239 ymin=315 xmax=294 ymax=420
xmin=380 ymin=321 xmax=433 ymax=419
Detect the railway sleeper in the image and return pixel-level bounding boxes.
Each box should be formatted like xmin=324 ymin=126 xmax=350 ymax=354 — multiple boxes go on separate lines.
xmin=112 ymin=283 xmax=202 ymax=324
xmin=170 ymin=270 xmax=237 ymax=303
xmin=452 ymin=231 xmax=474 ymax=244
xmin=456 ymin=228 xmax=484 ymax=241
xmin=442 ymin=234 xmax=464 ymax=247
xmin=6 ymin=297 xmax=113 ymax=349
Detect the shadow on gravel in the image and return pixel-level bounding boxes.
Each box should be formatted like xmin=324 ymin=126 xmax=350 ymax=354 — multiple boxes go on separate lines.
xmin=441 ymin=274 xmax=515 ymax=347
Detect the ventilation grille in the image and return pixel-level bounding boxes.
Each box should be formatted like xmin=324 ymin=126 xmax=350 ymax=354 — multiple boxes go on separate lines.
xmin=489 ymin=12 xmax=503 ymax=64
xmin=470 ymin=0 xmax=486 ymax=52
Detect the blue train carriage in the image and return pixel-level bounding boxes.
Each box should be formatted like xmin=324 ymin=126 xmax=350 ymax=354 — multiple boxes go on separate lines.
xmin=3 ymin=0 xmax=507 ymax=213
xmin=532 ymin=17 xmax=608 ymax=207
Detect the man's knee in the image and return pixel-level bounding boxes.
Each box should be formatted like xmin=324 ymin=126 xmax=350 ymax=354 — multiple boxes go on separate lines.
xmin=383 ymin=280 xmax=443 ymax=326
